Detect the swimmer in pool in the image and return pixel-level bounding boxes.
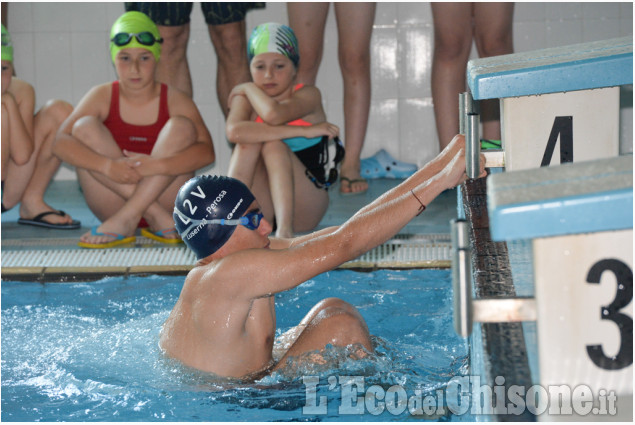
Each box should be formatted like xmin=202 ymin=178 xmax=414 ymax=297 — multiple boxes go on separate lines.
xmin=226 ymin=23 xmax=342 ymax=238
xmin=52 ymin=11 xmax=215 ymax=248
xmin=160 ymin=134 xmax=486 ymax=379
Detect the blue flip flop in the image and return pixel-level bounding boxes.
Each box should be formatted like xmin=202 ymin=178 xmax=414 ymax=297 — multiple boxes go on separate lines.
xmin=360 ymin=149 xmax=418 ymax=179
xmin=77 ymin=226 xmax=136 ymax=249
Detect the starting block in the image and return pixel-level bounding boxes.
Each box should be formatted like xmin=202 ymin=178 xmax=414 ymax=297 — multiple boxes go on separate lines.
xmin=456 ymin=36 xmax=633 ymax=422
xmin=487 ymin=156 xmax=633 ymax=421
xmin=466 ymin=36 xmax=632 ymax=171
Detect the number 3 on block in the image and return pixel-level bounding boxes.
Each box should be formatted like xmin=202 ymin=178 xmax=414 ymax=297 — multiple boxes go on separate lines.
xmin=586 ymin=259 xmax=633 ymax=370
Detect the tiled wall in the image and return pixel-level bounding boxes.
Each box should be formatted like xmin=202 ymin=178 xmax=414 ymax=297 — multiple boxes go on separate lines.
xmin=5 ymin=2 xmax=633 ymax=180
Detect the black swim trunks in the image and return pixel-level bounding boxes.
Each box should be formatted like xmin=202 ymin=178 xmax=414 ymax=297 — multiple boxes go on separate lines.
xmin=294 ymin=136 xmax=345 ymax=190
xmin=124 ymin=2 xmax=265 ymax=26
xmin=1 ymin=180 xmax=6 ymax=213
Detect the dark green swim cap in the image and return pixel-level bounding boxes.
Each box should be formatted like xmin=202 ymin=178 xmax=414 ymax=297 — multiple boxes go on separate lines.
xmin=109 ymin=11 xmax=161 ymax=64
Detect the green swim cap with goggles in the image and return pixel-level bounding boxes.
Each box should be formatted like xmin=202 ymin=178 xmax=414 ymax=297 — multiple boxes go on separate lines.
xmin=2 ymin=24 xmax=13 ymax=62
xmin=109 ymin=11 xmax=162 ymax=64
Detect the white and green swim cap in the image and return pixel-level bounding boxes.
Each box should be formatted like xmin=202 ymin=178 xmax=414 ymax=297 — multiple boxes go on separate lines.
xmin=247 ymin=22 xmax=299 ymax=67
xmin=1 ymin=24 xmax=13 ymax=62
xmin=109 ymin=11 xmax=162 ymax=64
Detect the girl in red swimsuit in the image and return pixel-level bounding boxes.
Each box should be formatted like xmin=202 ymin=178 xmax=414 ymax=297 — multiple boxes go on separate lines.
xmin=226 ymin=23 xmax=341 ymax=238
xmin=53 ymin=11 xmax=215 ymax=248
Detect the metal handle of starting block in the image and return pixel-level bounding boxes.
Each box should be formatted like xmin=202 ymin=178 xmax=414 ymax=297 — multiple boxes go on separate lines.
xmin=451 ymin=219 xmax=537 ymax=338
xmin=466 ymin=113 xmax=480 ymax=179
xmin=459 ymin=92 xmax=476 ymax=135
xmin=451 ymin=219 xmax=473 ymax=338
xmin=460 ymin=91 xmax=505 ymax=170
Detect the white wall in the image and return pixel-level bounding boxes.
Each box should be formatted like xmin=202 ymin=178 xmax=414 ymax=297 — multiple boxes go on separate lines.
xmin=4 ymin=2 xmax=633 ymax=180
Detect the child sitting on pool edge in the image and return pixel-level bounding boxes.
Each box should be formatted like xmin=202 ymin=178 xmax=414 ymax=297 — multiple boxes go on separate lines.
xmin=1 ymin=24 xmax=78 ymax=229
xmin=53 ymin=11 xmax=215 ymax=248
xmin=226 ymin=22 xmax=343 ymax=238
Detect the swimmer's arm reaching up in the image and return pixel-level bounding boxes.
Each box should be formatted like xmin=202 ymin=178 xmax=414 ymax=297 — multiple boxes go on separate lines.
xmin=268 ymin=135 xmax=483 ymax=251
xmin=226 ymin=136 xmax=487 ymax=300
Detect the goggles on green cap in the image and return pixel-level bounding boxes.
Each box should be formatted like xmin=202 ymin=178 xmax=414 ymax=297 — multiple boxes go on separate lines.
xmin=247 ymin=22 xmax=299 ymax=67
xmin=1 ymin=24 xmax=13 ymax=63
xmin=109 ymin=11 xmax=162 ymax=64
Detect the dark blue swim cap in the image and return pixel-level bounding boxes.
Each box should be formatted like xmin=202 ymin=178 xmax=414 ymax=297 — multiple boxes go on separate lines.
xmin=173 ymin=175 xmax=255 ymax=260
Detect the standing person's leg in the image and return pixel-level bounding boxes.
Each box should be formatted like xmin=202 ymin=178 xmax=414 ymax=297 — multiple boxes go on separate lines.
xmin=287 ymin=2 xmax=330 ymax=86
xmin=156 ymin=23 xmax=193 ymax=96
xmin=18 ymin=100 xmax=77 ymax=226
xmin=125 ymin=3 xmax=194 ymax=96
xmin=473 ymin=2 xmax=514 ymax=140
xmin=333 ymin=2 xmax=375 ymax=195
xmin=204 ymin=3 xmax=260 ymax=117
xmin=1 ymin=2 xmax=7 ymax=28
xmin=430 ymin=3 xmax=473 ymax=151
xmin=207 ymin=20 xmax=250 ymax=117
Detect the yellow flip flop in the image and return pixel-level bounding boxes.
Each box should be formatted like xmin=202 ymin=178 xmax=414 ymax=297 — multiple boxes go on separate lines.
xmin=77 ymin=227 xmax=136 ymax=249
xmin=141 ymin=227 xmax=183 ymax=244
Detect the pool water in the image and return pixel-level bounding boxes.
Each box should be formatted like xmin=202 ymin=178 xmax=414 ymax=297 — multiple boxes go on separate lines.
xmin=2 ymin=269 xmax=471 ymax=421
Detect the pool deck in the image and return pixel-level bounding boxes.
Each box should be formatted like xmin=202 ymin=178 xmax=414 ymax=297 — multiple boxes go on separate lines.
xmin=1 ymin=178 xmax=459 ymax=280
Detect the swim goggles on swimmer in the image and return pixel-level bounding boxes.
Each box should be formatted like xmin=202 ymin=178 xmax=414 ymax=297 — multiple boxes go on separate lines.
xmin=110 ymin=32 xmax=163 ymax=47
xmin=175 ymin=210 xmax=264 ymax=235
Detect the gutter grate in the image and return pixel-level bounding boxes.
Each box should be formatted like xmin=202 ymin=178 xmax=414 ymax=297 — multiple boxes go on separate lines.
xmin=1 ymin=233 xmax=451 ymax=279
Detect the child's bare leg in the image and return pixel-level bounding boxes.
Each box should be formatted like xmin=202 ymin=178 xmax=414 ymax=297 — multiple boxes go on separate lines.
xmin=228 ymin=142 xmax=262 ymax=187
xmin=76 ymin=117 xmax=197 ymax=243
xmin=1 ymin=102 xmax=10 ymax=182
xmin=19 ymin=100 xmax=75 ymax=224
xmin=261 ymin=140 xmax=295 ymax=238
xmin=71 ymin=116 xmax=142 ymax=241
xmin=289 ymin=155 xmax=330 ymax=233
xmin=1 ymin=102 xmax=39 ymax=210
xmin=135 ymin=116 xmax=198 ymax=238
xmin=248 ymin=157 xmax=276 ymax=224
xmin=70 ymin=117 xmax=175 ymax=243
